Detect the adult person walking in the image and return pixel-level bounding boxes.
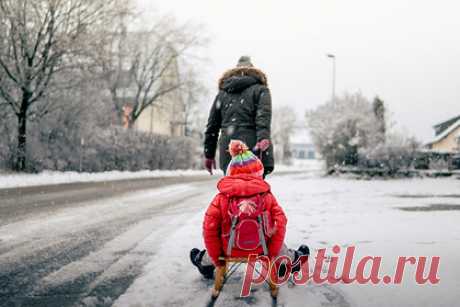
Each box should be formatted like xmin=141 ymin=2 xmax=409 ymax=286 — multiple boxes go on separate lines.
xmin=204 ymin=56 xmax=274 ymax=177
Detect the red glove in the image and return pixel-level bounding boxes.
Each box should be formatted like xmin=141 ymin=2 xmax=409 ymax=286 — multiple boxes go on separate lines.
xmin=204 ymin=158 xmax=216 ymax=175
xmin=254 ymin=139 xmax=270 ymax=152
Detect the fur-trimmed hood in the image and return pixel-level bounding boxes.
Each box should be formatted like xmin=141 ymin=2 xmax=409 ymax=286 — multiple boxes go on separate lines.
xmin=218 ymin=67 xmax=268 ymax=91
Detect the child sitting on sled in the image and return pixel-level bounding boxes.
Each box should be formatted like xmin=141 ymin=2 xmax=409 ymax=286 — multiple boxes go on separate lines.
xmin=190 ymin=140 xmax=309 ymax=279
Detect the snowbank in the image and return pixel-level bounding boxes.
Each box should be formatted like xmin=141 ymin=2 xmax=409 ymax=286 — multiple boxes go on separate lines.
xmin=0 ymin=160 xmax=324 ymax=189
xmin=276 ymin=159 xmax=324 ymax=172
xmin=0 ymin=169 xmax=209 ymax=189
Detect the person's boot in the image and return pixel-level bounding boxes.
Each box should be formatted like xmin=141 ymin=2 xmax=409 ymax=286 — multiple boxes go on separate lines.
xmin=277 ymin=245 xmax=310 ymax=278
xmin=190 ymin=248 xmax=215 ymax=279
xmin=292 ymin=245 xmax=310 ymax=273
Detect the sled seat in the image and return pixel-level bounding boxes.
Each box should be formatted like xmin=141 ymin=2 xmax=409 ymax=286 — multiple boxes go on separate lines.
xmin=212 ymin=256 xmax=278 ymax=299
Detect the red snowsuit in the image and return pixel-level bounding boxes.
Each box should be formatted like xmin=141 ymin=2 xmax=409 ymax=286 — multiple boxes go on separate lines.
xmin=203 ymin=174 xmax=287 ymax=266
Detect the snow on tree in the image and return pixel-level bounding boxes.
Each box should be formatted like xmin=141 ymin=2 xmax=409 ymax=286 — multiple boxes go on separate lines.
xmin=0 ymin=0 xmax=123 ymax=171
xmin=359 ymin=133 xmax=420 ymax=173
xmin=0 ymin=0 xmax=206 ymax=172
xmin=306 ymin=92 xmax=380 ymax=168
xmin=307 ymin=92 xmax=421 ymax=173
xmin=372 ymin=96 xmax=386 ymax=144
xmin=96 ymin=12 xmax=207 ymax=129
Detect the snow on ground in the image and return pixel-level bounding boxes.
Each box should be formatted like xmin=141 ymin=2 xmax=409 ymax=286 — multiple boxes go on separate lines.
xmin=272 ymin=174 xmax=460 ymax=307
xmin=0 ymin=184 xmax=195 ymax=247
xmin=113 ymin=174 xmax=460 ymax=307
xmin=0 ymin=159 xmax=323 ymax=189
xmin=0 ymin=169 xmax=209 ymax=189
xmin=2 ymin=169 xmax=458 ymax=306
xmin=0 ymin=181 xmax=211 ymax=306
xmin=274 ymin=159 xmax=324 ymax=172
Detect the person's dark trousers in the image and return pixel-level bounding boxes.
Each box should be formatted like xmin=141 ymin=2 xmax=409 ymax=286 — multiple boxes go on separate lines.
xmin=263 ymin=166 xmax=274 ymax=179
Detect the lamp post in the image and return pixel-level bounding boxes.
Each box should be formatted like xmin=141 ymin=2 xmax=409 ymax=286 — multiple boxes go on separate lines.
xmin=326 ymin=53 xmax=336 ymax=101
xmin=79 ymin=137 xmax=85 ymax=173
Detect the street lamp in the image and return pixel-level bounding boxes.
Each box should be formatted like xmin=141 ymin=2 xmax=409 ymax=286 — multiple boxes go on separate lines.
xmin=326 ymin=53 xmax=336 ymax=101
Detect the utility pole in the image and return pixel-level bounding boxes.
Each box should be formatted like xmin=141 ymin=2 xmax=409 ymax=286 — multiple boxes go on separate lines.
xmin=79 ymin=137 xmax=85 ymax=172
xmin=326 ymin=54 xmax=336 ymax=101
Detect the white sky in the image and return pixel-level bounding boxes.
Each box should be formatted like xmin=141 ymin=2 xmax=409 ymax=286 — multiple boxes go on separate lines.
xmin=137 ymin=0 xmax=460 ymax=142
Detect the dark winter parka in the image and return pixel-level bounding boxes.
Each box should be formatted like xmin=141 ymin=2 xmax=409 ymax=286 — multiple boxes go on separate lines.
xmin=204 ymin=67 xmax=274 ymax=174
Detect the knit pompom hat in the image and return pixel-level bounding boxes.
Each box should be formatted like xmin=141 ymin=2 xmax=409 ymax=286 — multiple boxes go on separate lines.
xmin=226 ymin=140 xmax=264 ymax=177
xmin=236 ymin=55 xmax=254 ymax=67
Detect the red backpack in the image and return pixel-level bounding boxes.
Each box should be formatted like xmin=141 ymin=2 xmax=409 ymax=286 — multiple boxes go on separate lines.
xmin=226 ymin=193 xmax=274 ymax=256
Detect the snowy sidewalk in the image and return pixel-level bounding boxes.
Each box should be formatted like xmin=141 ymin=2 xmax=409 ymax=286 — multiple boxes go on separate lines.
xmin=0 ymin=159 xmax=323 ymax=189
xmin=0 ymin=169 xmax=209 ymax=189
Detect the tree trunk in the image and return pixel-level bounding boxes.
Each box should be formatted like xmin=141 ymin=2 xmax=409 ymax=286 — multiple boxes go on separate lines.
xmin=127 ymin=113 xmax=136 ymax=129
xmin=110 ymin=88 xmax=125 ymax=126
xmin=15 ymin=93 xmax=30 ymax=171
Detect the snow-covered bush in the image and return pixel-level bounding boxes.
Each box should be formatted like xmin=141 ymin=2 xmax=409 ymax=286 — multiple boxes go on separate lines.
xmin=27 ymin=126 xmax=200 ymax=172
xmin=1 ymin=83 xmax=200 ymax=172
xmin=0 ymin=109 xmax=16 ymax=169
xmin=358 ymin=134 xmax=420 ymax=173
xmin=428 ymin=156 xmax=450 ymax=171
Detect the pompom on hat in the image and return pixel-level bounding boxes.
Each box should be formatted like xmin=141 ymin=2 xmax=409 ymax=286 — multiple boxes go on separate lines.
xmin=226 ymin=140 xmax=264 ymax=177
xmin=236 ymin=55 xmax=254 ymax=67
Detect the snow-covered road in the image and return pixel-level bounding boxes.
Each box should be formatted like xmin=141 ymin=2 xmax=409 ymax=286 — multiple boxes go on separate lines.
xmin=1 ymin=171 xmax=459 ymax=307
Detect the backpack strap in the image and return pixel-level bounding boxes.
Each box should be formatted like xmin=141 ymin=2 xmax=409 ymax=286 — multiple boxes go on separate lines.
xmin=257 ymin=215 xmax=269 ymax=256
xmin=226 ymin=216 xmax=238 ymax=256
xmin=257 ymin=194 xmax=269 ymax=255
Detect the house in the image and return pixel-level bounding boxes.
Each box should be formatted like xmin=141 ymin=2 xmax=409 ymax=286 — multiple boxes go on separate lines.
xmin=290 ymin=125 xmax=319 ymax=160
xmin=426 ymin=115 xmax=460 ymax=153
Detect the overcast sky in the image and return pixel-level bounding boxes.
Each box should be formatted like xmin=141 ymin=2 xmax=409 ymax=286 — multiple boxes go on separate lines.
xmin=138 ymin=0 xmax=460 ymax=142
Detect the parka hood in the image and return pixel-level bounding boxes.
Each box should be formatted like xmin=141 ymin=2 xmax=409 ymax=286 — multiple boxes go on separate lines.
xmin=221 ymin=76 xmax=258 ymax=93
xmin=217 ymin=174 xmax=270 ymax=197
xmin=218 ymin=67 xmax=268 ymax=93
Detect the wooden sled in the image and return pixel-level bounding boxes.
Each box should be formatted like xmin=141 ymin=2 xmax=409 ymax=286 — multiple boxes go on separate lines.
xmin=212 ymin=256 xmax=278 ymax=299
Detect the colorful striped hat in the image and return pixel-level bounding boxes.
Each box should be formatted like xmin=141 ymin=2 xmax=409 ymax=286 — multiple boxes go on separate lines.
xmin=226 ymin=140 xmax=264 ymax=177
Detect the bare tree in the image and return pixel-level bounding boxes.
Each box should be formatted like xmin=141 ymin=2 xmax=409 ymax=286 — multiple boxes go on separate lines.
xmin=126 ymin=24 xmax=205 ymax=128
xmin=181 ymin=68 xmax=208 ymax=137
xmin=97 ymin=13 xmax=206 ymax=129
xmin=93 ymin=1 xmax=135 ymax=125
xmin=0 ymin=0 xmax=117 ymax=171
xmin=272 ymin=106 xmax=297 ymax=163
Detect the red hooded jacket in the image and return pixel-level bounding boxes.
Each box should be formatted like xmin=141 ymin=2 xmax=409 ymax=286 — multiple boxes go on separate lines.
xmin=203 ymin=174 xmax=287 ymax=266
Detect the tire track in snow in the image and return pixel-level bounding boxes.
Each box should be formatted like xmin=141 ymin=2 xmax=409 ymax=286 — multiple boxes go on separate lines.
xmin=0 ymin=183 xmax=211 ymax=307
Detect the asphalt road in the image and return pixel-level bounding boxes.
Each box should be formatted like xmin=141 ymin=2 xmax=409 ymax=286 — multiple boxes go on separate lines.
xmin=0 ymin=175 xmax=216 ymax=225
xmin=0 ymin=175 xmax=219 ymax=307
xmin=0 ymin=171 xmax=316 ymax=307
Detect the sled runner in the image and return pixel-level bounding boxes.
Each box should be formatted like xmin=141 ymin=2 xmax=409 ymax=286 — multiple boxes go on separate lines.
xmin=211 ymin=256 xmax=278 ymax=300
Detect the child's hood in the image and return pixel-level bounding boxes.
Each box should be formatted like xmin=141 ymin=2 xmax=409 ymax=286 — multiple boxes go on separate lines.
xmin=217 ymin=174 xmax=270 ymax=197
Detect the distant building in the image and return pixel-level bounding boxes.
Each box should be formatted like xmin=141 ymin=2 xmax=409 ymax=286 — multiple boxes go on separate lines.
xmin=426 ymin=115 xmax=460 ymax=153
xmin=290 ymin=125 xmax=318 ymax=160
xmin=132 ymin=57 xmax=186 ymax=137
